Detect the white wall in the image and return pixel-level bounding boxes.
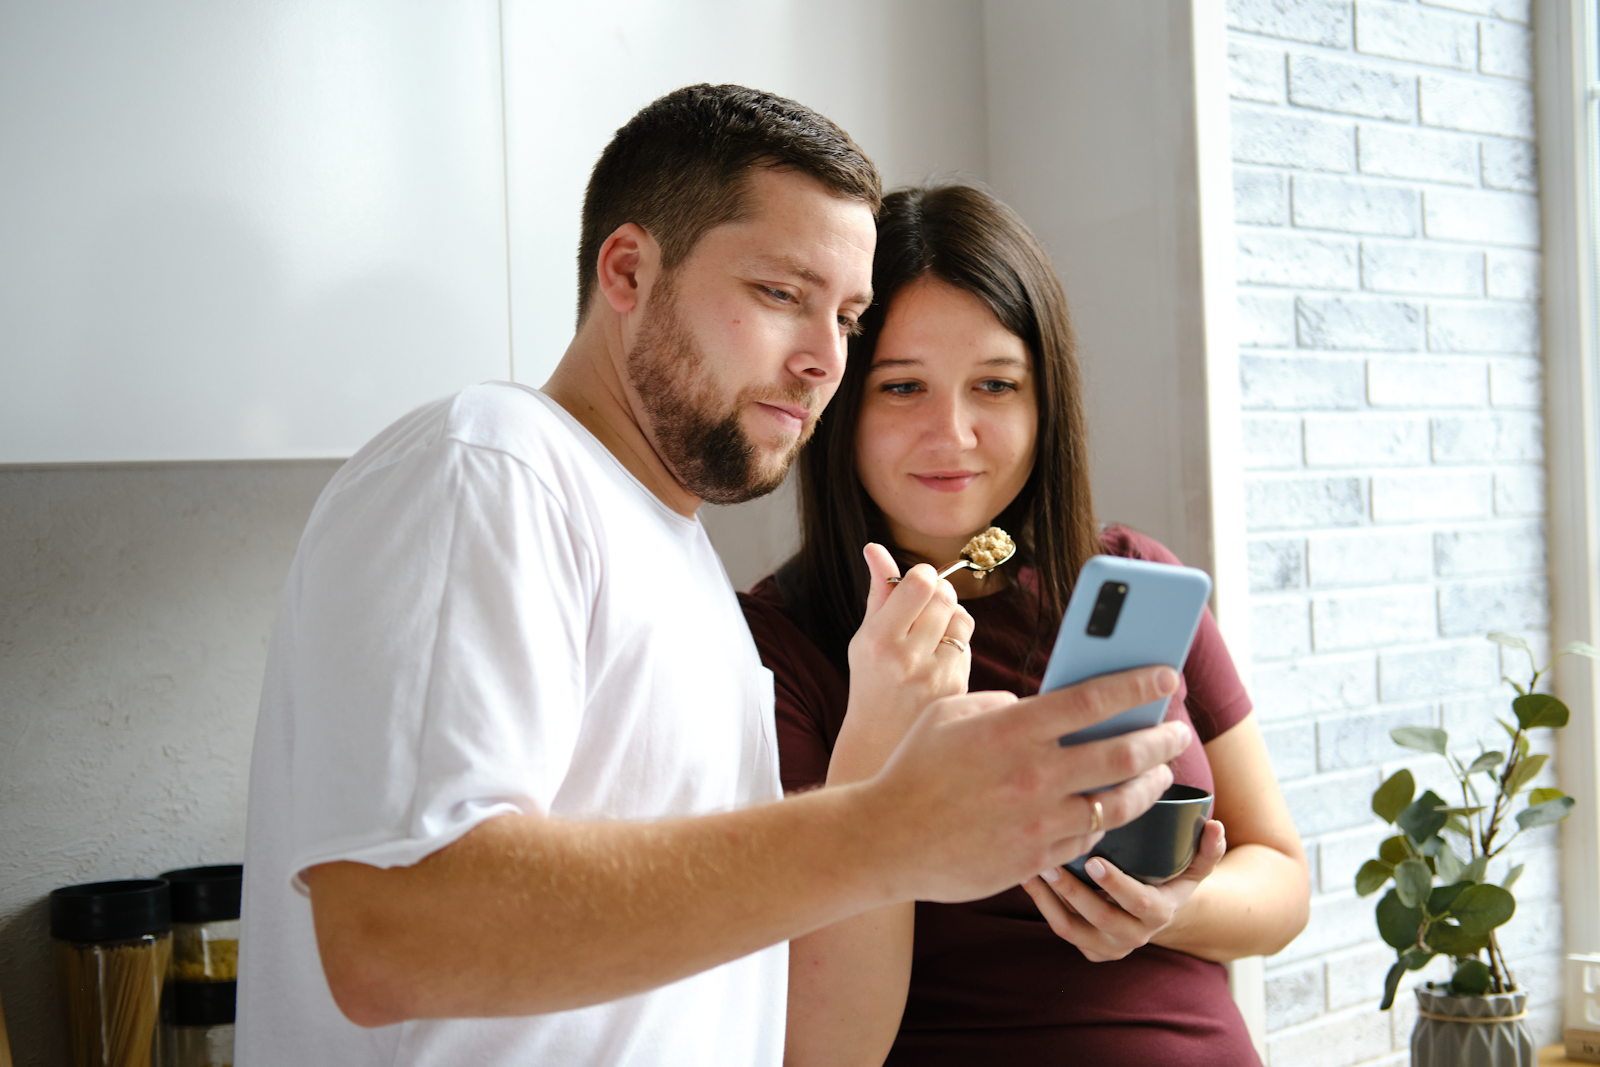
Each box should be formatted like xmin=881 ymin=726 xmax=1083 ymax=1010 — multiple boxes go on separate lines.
xmin=0 ymin=461 xmax=339 ymax=1065
xmin=1224 ymin=0 xmax=1562 ymax=1059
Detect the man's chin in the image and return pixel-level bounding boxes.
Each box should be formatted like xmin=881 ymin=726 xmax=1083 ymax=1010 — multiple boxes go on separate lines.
xmin=693 ymin=445 xmax=798 ymax=505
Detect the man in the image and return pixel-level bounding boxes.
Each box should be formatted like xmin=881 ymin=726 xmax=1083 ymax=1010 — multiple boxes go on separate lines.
xmin=237 ymin=84 xmax=1190 ymax=1065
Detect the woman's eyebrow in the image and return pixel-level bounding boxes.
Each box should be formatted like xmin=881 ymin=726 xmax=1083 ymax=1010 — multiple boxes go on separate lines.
xmin=869 ymin=354 xmax=1030 ymax=372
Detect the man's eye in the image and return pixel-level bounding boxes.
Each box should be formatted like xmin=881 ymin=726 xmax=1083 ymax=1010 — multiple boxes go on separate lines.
xmin=839 ymin=316 xmax=863 ymax=337
xmin=764 ymin=286 xmax=796 ymax=303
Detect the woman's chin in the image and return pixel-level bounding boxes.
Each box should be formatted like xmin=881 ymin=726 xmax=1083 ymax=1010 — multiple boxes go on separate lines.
xmin=886 ymin=514 xmax=995 ymax=551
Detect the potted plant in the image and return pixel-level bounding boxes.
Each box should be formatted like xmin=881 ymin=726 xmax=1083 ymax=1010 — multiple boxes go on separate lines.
xmin=1354 ymin=631 xmax=1589 ymax=1067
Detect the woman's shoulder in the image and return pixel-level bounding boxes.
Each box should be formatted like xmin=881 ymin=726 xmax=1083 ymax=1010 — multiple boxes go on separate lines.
xmin=738 ymin=573 xmax=800 ymax=645
xmin=1099 ymin=523 xmax=1185 ymax=567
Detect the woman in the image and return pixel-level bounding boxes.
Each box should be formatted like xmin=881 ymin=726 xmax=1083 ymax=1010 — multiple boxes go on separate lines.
xmin=739 ymin=184 xmax=1310 ymax=1065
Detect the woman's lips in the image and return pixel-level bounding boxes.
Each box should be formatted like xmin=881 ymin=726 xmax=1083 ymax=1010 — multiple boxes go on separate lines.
xmin=912 ymin=472 xmax=979 ymax=493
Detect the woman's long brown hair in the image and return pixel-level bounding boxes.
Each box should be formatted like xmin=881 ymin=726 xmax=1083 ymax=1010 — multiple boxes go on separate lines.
xmin=785 ymin=183 xmax=1102 ymax=672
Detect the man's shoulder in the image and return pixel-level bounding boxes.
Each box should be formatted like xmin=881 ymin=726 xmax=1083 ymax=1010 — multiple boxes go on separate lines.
xmin=334 ymin=382 xmax=603 ymax=491
xmin=443 ymin=382 xmax=594 ymax=469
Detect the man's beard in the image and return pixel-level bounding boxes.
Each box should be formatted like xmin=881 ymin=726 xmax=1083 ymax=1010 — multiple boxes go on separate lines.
xmin=627 ymin=278 xmax=819 ymax=505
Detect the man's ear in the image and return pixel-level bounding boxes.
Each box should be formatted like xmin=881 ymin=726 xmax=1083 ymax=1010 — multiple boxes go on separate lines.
xmin=594 ymin=223 xmax=660 ymax=317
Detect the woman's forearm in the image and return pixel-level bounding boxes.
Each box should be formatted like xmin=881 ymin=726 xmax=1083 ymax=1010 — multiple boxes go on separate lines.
xmin=784 ymin=905 xmax=914 ymax=1067
xmin=1148 ymin=841 xmax=1310 ymax=961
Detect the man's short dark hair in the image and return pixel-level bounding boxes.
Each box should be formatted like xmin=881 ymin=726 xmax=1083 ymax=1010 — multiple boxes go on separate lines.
xmin=576 ymin=83 xmax=882 ymax=325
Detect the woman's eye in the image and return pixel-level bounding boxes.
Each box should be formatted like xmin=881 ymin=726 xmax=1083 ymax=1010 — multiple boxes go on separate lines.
xmin=978 ymin=380 xmax=1019 ymax=394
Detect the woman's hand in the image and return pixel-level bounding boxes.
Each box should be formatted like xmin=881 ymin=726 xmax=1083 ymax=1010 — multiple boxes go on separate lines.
xmin=828 ymin=543 xmax=974 ymax=785
xmin=1020 ymin=819 xmax=1226 ymax=962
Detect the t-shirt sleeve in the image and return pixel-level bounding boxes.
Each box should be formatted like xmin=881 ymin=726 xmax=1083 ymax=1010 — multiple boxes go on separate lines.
xmin=1102 ymin=525 xmax=1254 ymax=744
xmin=278 ymin=439 xmax=592 ymax=890
xmin=738 ymin=586 xmax=846 ymax=794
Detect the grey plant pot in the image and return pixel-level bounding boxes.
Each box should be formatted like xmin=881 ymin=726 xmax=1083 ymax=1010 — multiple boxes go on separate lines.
xmin=1411 ymin=982 xmax=1535 ymax=1067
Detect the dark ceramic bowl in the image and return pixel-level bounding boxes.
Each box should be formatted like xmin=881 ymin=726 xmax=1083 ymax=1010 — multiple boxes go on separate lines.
xmin=1065 ymin=783 xmax=1213 ymax=887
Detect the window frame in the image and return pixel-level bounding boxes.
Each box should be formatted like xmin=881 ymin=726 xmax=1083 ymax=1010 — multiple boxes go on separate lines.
xmin=1536 ymin=0 xmax=1600 ymax=961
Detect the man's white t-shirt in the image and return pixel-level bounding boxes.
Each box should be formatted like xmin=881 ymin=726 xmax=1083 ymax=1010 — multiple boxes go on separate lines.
xmin=237 ymin=382 xmax=787 ymax=1066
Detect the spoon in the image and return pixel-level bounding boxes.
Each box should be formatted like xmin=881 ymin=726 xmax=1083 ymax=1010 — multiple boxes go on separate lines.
xmin=886 ymin=526 xmax=1017 ymax=584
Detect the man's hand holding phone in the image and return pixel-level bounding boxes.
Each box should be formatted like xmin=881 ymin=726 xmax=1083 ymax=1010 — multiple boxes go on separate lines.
xmin=854 ymin=665 xmax=1192 ymax=906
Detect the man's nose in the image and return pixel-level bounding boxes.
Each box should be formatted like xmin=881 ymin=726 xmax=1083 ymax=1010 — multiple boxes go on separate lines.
xmin=785 ymin=311 xmax=847 ymax=385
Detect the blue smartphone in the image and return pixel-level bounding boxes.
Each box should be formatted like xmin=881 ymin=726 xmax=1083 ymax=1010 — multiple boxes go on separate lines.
xmin=1041 ymin=555 xmax=1212 ymax=746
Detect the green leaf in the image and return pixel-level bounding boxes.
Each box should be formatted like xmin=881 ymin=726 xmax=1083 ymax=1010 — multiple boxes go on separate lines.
xmin=1513 ymin=694 xmax=1570 ymax=730
xmin=1376 ymin=889 xmax=1425 ymax=950
xmin=1488 ymin=631 xmax=1532 ymax=652
xmin=1498 ymin=718 xmax=1520 ymax=742
xmin=1451 ymin=884 xmax=1516 ymax=937
xmin=1392 ymin=726 xmax=1449 ymax=755
xmin=1428 ymin=880 xmax=1472 ymax=916
xmin=1451 ymin=958 xmax=1493 ymax=995
xmin=1442 ymin=815 xmax=1473 ymax=840
xmin=1372 ymin=769 xmax=1416 ymax=824
xmin=1435 ymin=846 xmax=1463 ymax=886
xmin=1516 ymin=732 xmax=1531 ymax=760
xmin=1528 ymin=787 xmax=1567 ymax=806
xmin=1394 ymin=859 xmax=1433 ymax=909
xmin=1356 ymin=859 xmax=1394 ymax=897
xmin=1398 ymin=790 xmax=1450 ymax=846
xmin=1503 ymin=863 xmax=1524 ymax=892
xmin=1381 ymin=960 xmax=1406 ymax=1011
xmin=1427 ymin=921 xmax=1490 ymax=957
xmin=1464 ymin=855 xmax=1489 ymax=884
xmin=1436 ymin=806 xmax=1487 ymax=817
xmin=1505 ymin=753 xmax=1550 ymax=796
xmin=1419 ymin=835 xmax=1446 ymax=859
xmin=1467 ymin=751 xmax=1505 ymax=775
xmin=1516 ymin=795 xmax=1576 ymax=831
xmin=1379 ymin=835 xmax=1412 ymax=865
xmin=1558 ymin=640 xmax=1600 ymax=661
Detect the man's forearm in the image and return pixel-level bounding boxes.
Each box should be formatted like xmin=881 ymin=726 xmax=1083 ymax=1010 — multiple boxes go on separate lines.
xmin=308 ymin=787 xmax=886 ymax=1026
xmin=309 ymin=673 xmax=1194 ymax=1027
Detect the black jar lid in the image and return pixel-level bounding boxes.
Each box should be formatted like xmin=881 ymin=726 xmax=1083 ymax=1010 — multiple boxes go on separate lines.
xmin=167 ymin=980 xmax=236 ymax=1027
xmin=158 ymin=865 xmax=242 ymax=924
xmin=50 ymin=879 xmax=170 ymax=943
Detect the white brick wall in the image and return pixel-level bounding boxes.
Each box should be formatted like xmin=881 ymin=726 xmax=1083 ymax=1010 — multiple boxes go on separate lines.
xmin=1227 ymin=0 xmax=1556 ymax=1058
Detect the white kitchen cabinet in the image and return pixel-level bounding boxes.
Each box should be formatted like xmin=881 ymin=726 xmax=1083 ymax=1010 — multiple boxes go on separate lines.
xmin=0 ymin=1 xmax=511 ymax=462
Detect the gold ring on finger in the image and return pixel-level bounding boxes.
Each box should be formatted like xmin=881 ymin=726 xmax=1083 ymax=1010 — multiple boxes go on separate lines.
xmin=1088 ymin=798 xmax=1104 ymax=835
xmin=938 ymin=636 xmax=968 ymax=653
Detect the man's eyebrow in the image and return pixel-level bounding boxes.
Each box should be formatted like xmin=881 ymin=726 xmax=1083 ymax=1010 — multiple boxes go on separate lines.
xmin=755 ymin=256 xmax=872 ymax=306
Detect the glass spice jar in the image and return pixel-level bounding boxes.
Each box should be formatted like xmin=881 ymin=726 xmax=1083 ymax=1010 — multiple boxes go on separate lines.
xmin=158 ymin=866 xmax=240 ymax=1067
xmin=162 ymin=982 xmax=234 ymax=1067
xmin=50 ymin=879 xmax=172 ymax=1067
xmin=158 ymin=866 xmax=241 ymax=984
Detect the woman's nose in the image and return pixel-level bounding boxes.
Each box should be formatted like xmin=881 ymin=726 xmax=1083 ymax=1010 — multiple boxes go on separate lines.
xmin=924 ymin=391 xmax=978 ymax=450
